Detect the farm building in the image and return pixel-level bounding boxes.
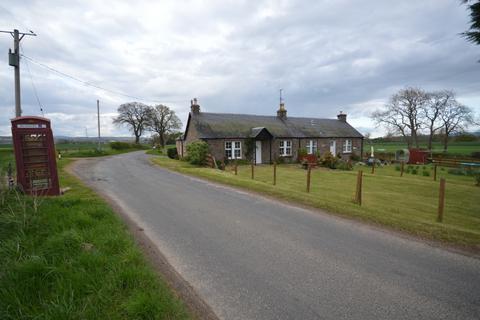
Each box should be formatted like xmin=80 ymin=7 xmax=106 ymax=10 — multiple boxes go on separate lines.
xmin=177 ymin=99 xmax=364 ymax=164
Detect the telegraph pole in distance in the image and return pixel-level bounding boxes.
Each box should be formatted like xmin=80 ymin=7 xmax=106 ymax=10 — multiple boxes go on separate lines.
xmin=0 ymin=29 xmax=37 ymax=117
xmin=97 ymin=99 xmax=101 ymax=150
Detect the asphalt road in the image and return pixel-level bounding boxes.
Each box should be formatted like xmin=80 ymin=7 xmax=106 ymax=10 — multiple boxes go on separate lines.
xmin=73 ymin=151 xmax=480 ymax=320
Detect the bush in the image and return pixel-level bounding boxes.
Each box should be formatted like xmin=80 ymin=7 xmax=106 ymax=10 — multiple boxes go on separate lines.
xmin=186 ymin=141 xmax=209 ymax=165
xmin=109 ymin=142 xmax=145 ymax=150
xmin=411 ymin=168 xmax=418 ymax=175
xmin=336 ymin=160 xmax=353 ymax=171
xmin=395 ymin=165 xmax=401 ymax=171
xmin=471 ymin=151 xmax=480 ymax=159
xmin=349 ymin=152 xmax=361 ymax=162
xmin=298 ymin=148 xmax=308 ymax=157
xmin=166 ymin=147 xmax=178 ymax=159
xmin=320 ymin=151 xmax=337 ymax=169
xmin=474 ymin=172 xmax=480 ymax=186
xmin=422 ymin=170 xmax=430 ymax=177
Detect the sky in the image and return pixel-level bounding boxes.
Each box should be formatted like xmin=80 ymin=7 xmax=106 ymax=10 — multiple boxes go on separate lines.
xmin=0 ymin=0 xmax=479 ymax=138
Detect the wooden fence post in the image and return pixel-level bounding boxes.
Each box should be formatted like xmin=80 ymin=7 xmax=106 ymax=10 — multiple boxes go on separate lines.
xmin=433 ymin=164 xmax=437 ymax=181
xmin=273 ymin=162 xmax=277 ymax=185
xmin=400 ymin=161 xmax=404 ymax=177
xmin=355 ymin=170 xmax=363 ymax=205
xmin=371 ymin=160 xmax=375 ymax=174
xmin=437 ymin=178 xmax=446 ymax=222
xmin=251 ymin=162 xmax=254 ymax=180
xmin=234 ymin=162 xmax=238 ymax=175
xmin=306 ymin=165 xmax=311 ymax=193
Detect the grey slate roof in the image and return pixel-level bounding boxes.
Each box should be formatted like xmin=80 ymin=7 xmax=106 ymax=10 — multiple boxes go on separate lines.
xmin=189 ymin=112 xmax=363 ymax=139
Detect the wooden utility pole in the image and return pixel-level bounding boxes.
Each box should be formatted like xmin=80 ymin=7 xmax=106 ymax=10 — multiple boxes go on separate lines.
xmin=400 ymin=161 xmax=404 ymax=177
xmin=0 ymin=29 xmax=37 ymax=117
xmin=437 ymin=178 xmax=446 ymax=222
xmin=234 ymin=162 xmax=238 ymax=175
xmin=251 ymin=163 xmax=254 ymax=179
xmin=433 ymin=164 xmax=437 ymax=181
xmin=97 ymin=99 xmax=101 ymax=150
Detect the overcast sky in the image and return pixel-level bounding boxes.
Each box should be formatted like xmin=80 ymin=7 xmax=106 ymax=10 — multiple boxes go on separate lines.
xmin=0 ymin=0 xmax=479 ymax=138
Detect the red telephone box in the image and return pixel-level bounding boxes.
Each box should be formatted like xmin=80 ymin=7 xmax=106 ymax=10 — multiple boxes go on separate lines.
xmin=11 ymin=116 xmax=60 ymax=196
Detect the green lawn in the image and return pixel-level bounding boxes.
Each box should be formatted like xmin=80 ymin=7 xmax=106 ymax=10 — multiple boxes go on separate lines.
xmin=369 ymin=141 xmax=480 ymax=156
xmin=0 ymin=154 xmax=190 ymax=319
xmin=151 ymin=157 xmax=480 ymax=248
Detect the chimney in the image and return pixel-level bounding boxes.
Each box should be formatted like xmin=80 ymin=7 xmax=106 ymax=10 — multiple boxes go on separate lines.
xmin=337 ymin=111 xmax=346 ymax=122
xmin=277 ymin=102 xmax=287 ymax=119
xmin=191 ymin=98 xmax=200 ymax=114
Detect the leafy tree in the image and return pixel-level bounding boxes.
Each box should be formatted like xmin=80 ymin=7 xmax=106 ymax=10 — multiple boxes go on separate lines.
xmin=147 ymin=105 xmax=182 ymax=148
xmin=372 ymin=87 xmax=427 ymax=148
xmin=113 ymin=102 xmax=151 ymax=144
xmin=462 ymin=0 xmax=480 ymax=46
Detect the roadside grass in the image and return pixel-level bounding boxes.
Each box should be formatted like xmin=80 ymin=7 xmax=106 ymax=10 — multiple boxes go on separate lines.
xmin=146 ymin=145 xmax=176 ymax=156
xmin=0 ymin=155 xmax=190 ymax=319
xmin=369 ymin=141 xmax=480 ymax=156
xmin=151 ymin=157 xmax=480 ymax=248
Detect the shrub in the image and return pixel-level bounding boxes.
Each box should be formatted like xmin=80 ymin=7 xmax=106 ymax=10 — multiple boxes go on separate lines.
xmin=411 ymin=168 xmax=418 ymax=175
xmin=395 ymin=165 xmax=401 ymax=171
xmin=186 ymin=141 xmax=209 ymax=165
xmin=109 ymin=142 xmax=145 ymax=150
xmin=474 ymin=172 xmax=480 ymax=186
xmin=320 ymin=151 xmax=337 ymax=169
xmin=422 ymin=170 xmax=430 ymax=177
xmin=336 ymin=160 xmax=353 ymax=171
xmin=166 ymin=147 xmax=178 ymax=159
xmin=349 ymin=152 xmax=361 ymax=162
xmin=471 ymin=151 xmax=480 ymax=159
xmin=298 ymin=148 xmax=308 ymax=158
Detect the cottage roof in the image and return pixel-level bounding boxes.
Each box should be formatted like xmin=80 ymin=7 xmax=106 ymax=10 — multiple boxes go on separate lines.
xmin=188 ymin=112 xmax=363 ymax=139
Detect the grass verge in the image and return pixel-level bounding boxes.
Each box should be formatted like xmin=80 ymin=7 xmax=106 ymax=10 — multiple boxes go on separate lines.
xmin=151 ymin=157 xmax=480 ymax=249
xmin=0 ymin=156 xmax=190 ymax=319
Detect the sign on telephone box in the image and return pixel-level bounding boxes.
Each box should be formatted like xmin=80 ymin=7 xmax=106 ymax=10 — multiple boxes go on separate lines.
xmin=11 ymin=116 xmax=60 ymax=196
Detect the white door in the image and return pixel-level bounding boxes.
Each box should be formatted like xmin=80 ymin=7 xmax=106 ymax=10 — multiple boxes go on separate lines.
xmin=255 ymin=140 xmax=262 ymax=164
xmin=330 ymin=140 xmax=336 ymax=155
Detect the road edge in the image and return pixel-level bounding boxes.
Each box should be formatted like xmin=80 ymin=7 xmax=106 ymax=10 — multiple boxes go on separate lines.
xmin=66 ymin=158 xmax=219 ymax=320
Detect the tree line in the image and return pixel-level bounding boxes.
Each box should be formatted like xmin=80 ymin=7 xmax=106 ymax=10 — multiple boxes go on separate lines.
xmin=112 ymin=102 xmax=182 ymax=146
xmin=372 ymin=88 xmax=477 ymax=151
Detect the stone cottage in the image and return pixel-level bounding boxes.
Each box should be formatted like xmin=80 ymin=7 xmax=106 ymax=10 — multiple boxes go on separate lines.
xmin=176 ymin=98 xmax=364 ymax=164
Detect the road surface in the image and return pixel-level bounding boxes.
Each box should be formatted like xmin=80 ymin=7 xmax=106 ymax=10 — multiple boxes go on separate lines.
xmin=73 ymin=151 xmax=480 ymax=320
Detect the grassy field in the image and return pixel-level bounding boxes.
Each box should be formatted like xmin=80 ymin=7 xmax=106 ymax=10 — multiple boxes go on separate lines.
xmin=151 ymin=157 xmax=480 ymax=248
xmin=368 ymin=140 xmax=480 ymax=156
xmin=57 ymin=142 xmax=148 ymax=158
xmin=0 ymin=153 xmax=190 ymax=319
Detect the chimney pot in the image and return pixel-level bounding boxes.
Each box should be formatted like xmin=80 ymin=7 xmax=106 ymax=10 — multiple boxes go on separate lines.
xmin=337 ymin=112 xmax=347 ymax=122
xmin=191 ymin=98 xmax=200 ymax=114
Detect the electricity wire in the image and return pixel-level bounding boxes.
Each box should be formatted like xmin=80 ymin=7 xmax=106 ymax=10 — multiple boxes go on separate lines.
xmin=20 ymin=54 xmax=168 ymax=104
xmin=20 ymin=44 xmax=45 ymax=116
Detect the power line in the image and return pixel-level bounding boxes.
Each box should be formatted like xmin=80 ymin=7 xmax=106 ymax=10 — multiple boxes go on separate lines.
xmin=20 ymin=44 xmax=44 ymax=116
xmin=20 ymin=54 xmax=167 ymax=104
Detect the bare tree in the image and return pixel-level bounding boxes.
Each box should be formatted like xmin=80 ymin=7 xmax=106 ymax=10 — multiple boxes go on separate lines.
xmin=422 ymin=90 xmax=454 ymax=150
xmin=113 ymin=102 xmax=151 ymax=144
xmin=439 ymin=101 xmax=475 ymax=151
xmin=372 ymin=87 xmax=427 ymax=148
xmin=147 ymin=104 xmax=182 ymax=147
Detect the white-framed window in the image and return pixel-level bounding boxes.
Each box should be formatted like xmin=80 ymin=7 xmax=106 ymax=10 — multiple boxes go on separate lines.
xmin=306 ymin=140 xmax=317 ymax=155
xmin=279 ymin=140 xmax=292 ymax=156
xmin=225 ymin=141 xmax=242 ymax=159
xmin=343 ymin=139 xmax=352 ymax=153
